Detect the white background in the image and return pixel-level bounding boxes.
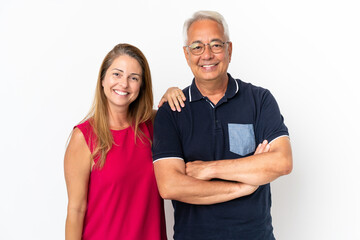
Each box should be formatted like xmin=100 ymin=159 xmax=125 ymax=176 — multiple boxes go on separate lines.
xmin=1 ymin=0 xmax=359 ymax=239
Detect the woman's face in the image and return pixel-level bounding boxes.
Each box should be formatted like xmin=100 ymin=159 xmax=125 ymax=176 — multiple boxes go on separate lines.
xmin=102 ymin=55 xmax=142 ymax=112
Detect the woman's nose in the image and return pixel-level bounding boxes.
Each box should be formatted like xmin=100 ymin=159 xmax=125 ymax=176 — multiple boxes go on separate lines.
xmin=118 ymin=76 xmax=128 ymax=88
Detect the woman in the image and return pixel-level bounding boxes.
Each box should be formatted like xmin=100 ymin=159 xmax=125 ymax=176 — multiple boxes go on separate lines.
xmin=64 ymin=43 xmax=184 ymax=240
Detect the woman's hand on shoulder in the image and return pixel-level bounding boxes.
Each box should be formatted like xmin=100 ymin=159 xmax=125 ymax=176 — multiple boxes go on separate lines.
xmin=158 ymin=87 xmax=186 ymax=112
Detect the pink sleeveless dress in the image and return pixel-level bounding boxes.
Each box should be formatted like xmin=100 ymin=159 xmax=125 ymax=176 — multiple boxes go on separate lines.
xmin=76 ymin=120 xmax=166 ymax=240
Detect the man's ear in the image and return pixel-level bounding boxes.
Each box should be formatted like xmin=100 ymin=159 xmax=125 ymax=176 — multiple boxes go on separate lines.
xmin=227 ymin=41 xmax=233 ymax=63
xmin=183 ymin=46 xmax=190 ymax=65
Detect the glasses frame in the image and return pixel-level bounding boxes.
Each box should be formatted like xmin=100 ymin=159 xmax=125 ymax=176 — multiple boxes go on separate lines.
xmin=185 ymin=40 xmax=230 ymax=56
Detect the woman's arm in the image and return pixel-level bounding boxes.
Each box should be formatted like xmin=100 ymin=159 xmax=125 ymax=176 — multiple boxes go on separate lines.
xmin=64 ymin=128 xmax=92 ymax=240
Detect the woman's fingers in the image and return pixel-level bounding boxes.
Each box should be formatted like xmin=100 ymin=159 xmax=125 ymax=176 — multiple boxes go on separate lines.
xmin=159 ymin=87 xmax=186 ymax=112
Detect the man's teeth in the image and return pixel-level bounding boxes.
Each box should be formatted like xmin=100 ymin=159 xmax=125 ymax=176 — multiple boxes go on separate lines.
xmin=114 ymin=90 xmax=128 ymax=96
xmin=202 ymin=64 xmax=215 ymax=67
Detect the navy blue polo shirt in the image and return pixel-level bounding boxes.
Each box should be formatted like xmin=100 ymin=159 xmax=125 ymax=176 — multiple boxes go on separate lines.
xmin=153 ymin=73 xmax=288 ymax=240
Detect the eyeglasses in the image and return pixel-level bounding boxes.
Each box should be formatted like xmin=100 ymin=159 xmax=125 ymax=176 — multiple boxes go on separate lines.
xmin=185 ymin=40 xmax=230 ymax=55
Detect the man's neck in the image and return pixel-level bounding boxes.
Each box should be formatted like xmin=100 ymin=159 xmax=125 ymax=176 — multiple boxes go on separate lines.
xmin=195 ymin=75 xmax=229 ymax=105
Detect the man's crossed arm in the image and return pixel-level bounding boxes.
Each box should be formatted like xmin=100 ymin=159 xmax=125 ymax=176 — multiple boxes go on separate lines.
xmin=186 ymin=137 xmax=292 ymax=186
xmin=153 ymin=137 xmax=292 ymax=205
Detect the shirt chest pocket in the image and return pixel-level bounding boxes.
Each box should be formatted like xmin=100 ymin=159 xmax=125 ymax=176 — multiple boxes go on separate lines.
xmin=228 ymin=123 xmax=256 ymax=156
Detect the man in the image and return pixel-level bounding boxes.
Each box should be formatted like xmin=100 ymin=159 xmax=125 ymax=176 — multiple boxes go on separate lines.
xmin=153 ymin=11 xmax=292 ymax=240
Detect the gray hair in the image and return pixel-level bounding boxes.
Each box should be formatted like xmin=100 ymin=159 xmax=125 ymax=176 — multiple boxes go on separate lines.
xmin=183 ymin=10 xmax=230 ymax=45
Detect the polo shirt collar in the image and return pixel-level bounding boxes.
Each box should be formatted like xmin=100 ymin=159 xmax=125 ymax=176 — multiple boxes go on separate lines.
xmin=188 ymin=73 xmax=239 ymax=103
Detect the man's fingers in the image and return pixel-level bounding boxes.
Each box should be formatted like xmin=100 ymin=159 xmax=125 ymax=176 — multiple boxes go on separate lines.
xmin=255 ymin=143 xmax=262 ymax=154
xmin=254 ymin=140 xmax=269 ymax=154
xmin=264 ymin=143 xmax=270 ymax=152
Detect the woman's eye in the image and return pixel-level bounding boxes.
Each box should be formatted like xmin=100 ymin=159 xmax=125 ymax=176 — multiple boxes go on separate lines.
xmin=113 ymin=73 xmax=120 ymax=77
xmin=131 ymin=77 xmax=139 ymax=81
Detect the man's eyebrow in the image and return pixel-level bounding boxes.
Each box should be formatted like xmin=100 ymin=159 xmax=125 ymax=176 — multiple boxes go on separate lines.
xmin=210 ymin=38 xmax=224 ymax=42
xmin=190 ymin=40 xmax=203 ymax=44
xmin=190 ymin=38 xmax=224 ymax=44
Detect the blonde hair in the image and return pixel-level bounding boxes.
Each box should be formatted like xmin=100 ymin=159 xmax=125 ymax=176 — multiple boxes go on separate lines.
xmin=82 ymin=43 xmax=153 ymax=169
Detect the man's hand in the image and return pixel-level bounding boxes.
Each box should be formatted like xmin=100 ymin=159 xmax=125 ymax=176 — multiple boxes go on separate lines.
xmin=185 ymin=160 xmax=214 ymax=180
xmin=158 ymin=87 xmax=186 ymax=112
xmin=254 ymin=140 xmax=270 ymax=154
xmin=185 ymin=140 xmax=270 ymax=180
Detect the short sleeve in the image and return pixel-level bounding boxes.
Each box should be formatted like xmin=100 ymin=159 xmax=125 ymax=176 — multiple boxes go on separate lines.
xmin=255 ymin=90 xmax=289 ymax=143
xmin=75 ymin=120 xmax=96 ymax=153
xmin=152 ymin=105 xmax=184 ymax=162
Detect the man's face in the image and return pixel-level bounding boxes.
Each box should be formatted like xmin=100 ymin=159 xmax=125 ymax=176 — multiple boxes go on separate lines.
xmin=183 ymin=19 xmax=232 ymax=83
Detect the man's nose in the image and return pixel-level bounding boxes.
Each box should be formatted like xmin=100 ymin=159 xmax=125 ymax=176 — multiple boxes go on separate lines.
xmin=201 ymin=44 xmax=214 ymax=59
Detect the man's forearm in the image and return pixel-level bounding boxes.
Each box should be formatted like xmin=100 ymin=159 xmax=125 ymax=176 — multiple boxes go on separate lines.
xmin=154 ymin=160 xmax=257 ymax=205
xmin=211 ymin=151 xmax=291 ymax=185
xmin=186 ymin=137 xmax=293 ymax=185
xmin=159 ymin=175 xmax=257 ymax=205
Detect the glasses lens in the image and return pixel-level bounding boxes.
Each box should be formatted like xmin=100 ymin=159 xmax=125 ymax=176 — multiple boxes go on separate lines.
xmin=189 ymin=42 xmax=204 ymax=55
xmin=188 ymin=41 xmax=227 ymax=55
xmin=210 ymin=41 xmax=225 ymax=53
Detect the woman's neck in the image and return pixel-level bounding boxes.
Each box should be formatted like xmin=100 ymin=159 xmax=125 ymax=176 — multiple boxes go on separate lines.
xmin=107 ymin=106 xmax=131 ymax=130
